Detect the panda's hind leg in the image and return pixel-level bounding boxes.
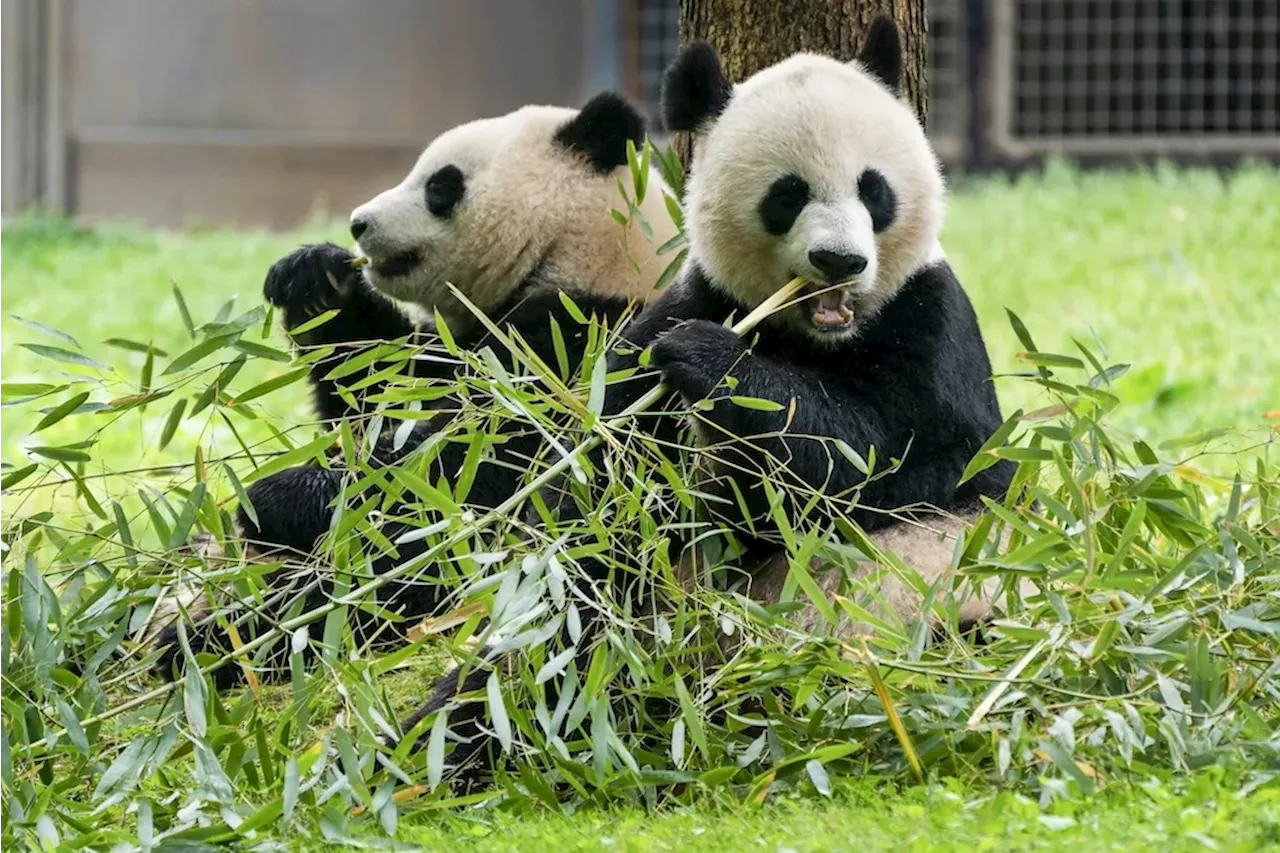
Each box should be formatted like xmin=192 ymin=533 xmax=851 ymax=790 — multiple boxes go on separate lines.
xmin=147 ymin=467 xmax=344 ymax=687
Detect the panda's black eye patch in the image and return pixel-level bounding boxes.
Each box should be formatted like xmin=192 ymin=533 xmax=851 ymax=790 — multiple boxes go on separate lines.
xmin=857 ymin=168 xmax=896 ymax=233
xmin=759 ymin=174 xmax=810 ymax=236
xmin=426 ymin=165 xmax=466 ymax=217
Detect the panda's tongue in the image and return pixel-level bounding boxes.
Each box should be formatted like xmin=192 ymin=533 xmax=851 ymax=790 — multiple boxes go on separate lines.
xmin=811 ymin=289 xmax=854 ymax=328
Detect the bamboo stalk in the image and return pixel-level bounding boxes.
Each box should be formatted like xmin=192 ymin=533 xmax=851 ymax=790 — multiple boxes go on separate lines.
xmin=68 ymin=277 xmax=812 ymax=731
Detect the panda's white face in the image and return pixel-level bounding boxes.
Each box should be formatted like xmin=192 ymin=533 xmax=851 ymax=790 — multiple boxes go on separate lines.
xmin=686 ymin=55 xmax=944 ymax=343
xmin=348 ymin=104 xmax=676 ymax=330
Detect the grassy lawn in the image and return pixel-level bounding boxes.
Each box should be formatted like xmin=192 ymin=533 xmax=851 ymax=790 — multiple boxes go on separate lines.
xmin=2 ymin=163 xmax=1278 ymax=849
xmin=363 ymin=774 xmax=1279 ymax=852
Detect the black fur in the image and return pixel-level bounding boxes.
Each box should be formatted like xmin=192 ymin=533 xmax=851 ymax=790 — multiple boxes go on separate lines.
xmin=398 ymin=259 xmax=1015 ymax=786
xmin=552 ymin=92 xmax=645 ymax=174
xmin=857 ymin=169 xmax=897 ymax=233
xmin=393 ymin=665 xmax=494 ymax=783
xmin=759 ymin=174 xmax=811 ymax=236
xmin=858 ymin=15 xmax=903 ymax=95
xmin=262 ymin=243 xmax=418 ymax=424
xmin=660 ymin=41 xmax=733 ymax=132
xmin=397 ymin=22 xmax=1007 ymax=789
xmin=604 ymin=262 xmax=1013 ymax=534
xmin=152 ymin=242 xmax=635 ymax=688
xmin=426 ymin=165 xmax=466 ymax=217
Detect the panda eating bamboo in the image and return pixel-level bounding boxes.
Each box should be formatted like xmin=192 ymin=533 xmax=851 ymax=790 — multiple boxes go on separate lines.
xmin=399 ymin=15 xmax=1025 ymax=786
xmin=149 ymin=94 xmax=680 ymax=686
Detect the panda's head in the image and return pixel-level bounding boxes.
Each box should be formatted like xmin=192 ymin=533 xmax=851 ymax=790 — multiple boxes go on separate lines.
xmin=349 ymin=94 xmax=675 ymax=329
xmin=662 ymin=17 xmax=944 ymax=343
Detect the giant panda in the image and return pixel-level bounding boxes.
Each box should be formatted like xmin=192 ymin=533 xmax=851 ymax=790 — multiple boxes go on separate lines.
xmin=395 ymin=16 xmax=1024 ymax=787
xmin=629 ymin=16 xmax=1020 ymax=631
xmin=150 ymin=93 xmax=680 ymax=687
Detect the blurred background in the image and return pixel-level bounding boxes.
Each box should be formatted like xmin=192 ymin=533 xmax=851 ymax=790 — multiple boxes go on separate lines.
xmin=3 ymin=0 xmax=1278 ymax=230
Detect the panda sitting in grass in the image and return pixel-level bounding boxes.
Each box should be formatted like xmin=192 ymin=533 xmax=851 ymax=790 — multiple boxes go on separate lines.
xmin=396 ymin=15 xmax=1022 ymax=786
xmin=151 ymin=94 xmax=679 ymax=687
xmin=608 ymin=16 xmax=1020 ymax=633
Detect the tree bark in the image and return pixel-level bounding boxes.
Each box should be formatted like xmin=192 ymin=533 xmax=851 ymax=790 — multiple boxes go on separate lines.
xmin=678 ymin=0 xmax=927 ymax=127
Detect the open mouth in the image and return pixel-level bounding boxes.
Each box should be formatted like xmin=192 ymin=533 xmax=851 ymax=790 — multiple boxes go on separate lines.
xmin=368 ymin=251 xmax=421 ymax=279
xmin=801 ymin=281 xmax=856 ymax=330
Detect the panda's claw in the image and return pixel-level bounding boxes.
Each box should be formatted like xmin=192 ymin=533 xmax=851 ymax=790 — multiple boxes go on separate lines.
xmin=650 ymin=319 xmax=742 ymax=400
xmin=263 ymin=242 xmax=360 ymax=319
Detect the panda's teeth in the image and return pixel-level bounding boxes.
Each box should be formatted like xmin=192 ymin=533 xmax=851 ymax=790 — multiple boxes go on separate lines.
xmin=810 ymin=289 xmax=855 ymax=328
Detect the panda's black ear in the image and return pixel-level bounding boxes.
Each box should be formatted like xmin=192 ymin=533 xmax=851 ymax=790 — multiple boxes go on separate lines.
xmin=554 ymin=92 xmax=646 ymax=174
xmin=661 ymin=41 xmax=732 ymax=133
xmin=857 ymin=15 xmax=902 ymax=94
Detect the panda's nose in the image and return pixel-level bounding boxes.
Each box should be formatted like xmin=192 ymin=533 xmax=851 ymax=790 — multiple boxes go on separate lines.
xmin=808 ymin=249 xmax=867 ymax=283
xmin=350 ymin=217 xmax=370 ymax=241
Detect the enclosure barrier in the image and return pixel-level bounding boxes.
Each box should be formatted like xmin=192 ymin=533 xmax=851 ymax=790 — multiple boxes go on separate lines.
xmin=987 ymin=0 xmax=1280 ymax=160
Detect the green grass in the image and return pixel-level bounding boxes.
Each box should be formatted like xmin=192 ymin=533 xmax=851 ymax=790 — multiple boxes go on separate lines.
xmin=946 ymin=162 xmax=1279 ymax=441
xmin=354 ymin=773 xmax=1280 ymax=852
xmin=3 ymin=164 xmax=1278 ymax=850
xmin=1 ymin=215 xmax=340 ymax=475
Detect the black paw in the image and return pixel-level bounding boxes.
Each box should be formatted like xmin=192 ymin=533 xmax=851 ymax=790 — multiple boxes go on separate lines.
xmin=238 ymin=465 xmax=345 ymax=555
xmin=263 ymin=243 xmax=361 ymax=322
xmin=650 ymin=320 xmax=743 ymax=400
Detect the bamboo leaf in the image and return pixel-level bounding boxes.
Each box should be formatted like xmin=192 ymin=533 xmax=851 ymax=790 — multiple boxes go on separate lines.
xmin=172 ymin=281 xmax=196 ymax=338
xmin=228 ymin=366 xmax=310 ymax=406
xmin=232 ymin=339 xmax=292 ymax=362
xmin=30 ymin=444 xmax=92 ymax=463
xmin=427 ymin=709 xmax=448 ymax=790
xmin=558 ymin=291 xmax=588 ymax=325
xmin=805 ymin=759 xmax=832 ymax=797
xmin=158 ymin=398 xmax=187 ymax=451
xmin=34 ymin=391 xmax=90 ymax=432
xmin=487 ymin=672 xmax=512 ymax=754
xmin=728 ymin=396 xmax=784 ymax=412
xmin=103 ymin=337 xmax=168 ymax=356
xmin=287 ymin=308 xmax=341 ymax=337
xmin=163 ymin=334 xmax=239 ymax=375
xmin=11 ymin=315 xmax=81 ymax=348
xmin=19 ymin=344 xmax=111 ymax=371
xmin=959 ymin=408 xmax=1024 ymax=484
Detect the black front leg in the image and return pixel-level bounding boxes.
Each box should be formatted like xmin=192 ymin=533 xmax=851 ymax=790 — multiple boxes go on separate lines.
xmin=394 ymin=666 xmax=497 ymax=788
xmin=263 ymin=243 xmax=418 ymax=423
xmin=648 ymin=320 xmax=944 ymax=531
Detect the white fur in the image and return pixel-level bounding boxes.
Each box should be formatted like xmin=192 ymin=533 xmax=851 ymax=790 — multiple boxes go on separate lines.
xmin=139 ymin=534 xmax=224 ymax=647
xmin=684 ymin=54 xmax=945 ymax=341
xmin=351 ymin=106 xmax=678 ymax=331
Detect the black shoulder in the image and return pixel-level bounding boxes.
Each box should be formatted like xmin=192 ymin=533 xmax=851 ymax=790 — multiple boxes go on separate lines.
xmin=503 ymin=289 xmax=635 ymax=331
xmin=867 ymin=261 xmax=983 ymax=355
xmin=476 ymin=287 xmax=635 ymax=376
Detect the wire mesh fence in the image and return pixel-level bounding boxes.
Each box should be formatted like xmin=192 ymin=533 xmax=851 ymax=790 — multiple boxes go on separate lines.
xmin=625 ymin=0 xmax=1280 ymax=166
xmin=990 ymin=0 xmax=1280 ymax=158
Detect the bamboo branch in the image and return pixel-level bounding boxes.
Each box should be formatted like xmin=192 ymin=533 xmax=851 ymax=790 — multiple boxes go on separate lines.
xmin=66 ymin=277 xmax=812 ymax=731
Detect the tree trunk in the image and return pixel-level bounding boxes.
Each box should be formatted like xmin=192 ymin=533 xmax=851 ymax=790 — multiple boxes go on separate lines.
xmin=678 ymin=0 xmax=927 ymax=126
